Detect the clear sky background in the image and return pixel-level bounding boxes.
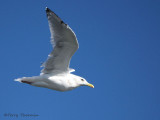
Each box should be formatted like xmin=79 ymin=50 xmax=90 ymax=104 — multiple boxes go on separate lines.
xmin=0 ymin=0 xmax=160 ymax=120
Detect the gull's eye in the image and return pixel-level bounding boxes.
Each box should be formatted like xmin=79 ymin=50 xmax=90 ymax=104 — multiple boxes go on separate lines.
xmin=81 ymin=79 xmax=84 ymax=81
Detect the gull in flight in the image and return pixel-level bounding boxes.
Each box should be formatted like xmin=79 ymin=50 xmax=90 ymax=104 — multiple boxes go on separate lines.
xmin=15 ymin=7 xmax=94 ymax=92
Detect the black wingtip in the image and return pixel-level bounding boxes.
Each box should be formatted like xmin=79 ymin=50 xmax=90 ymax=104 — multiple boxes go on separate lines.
xmin=45 ymin=7 xmax=67 ymax=25
xmin=45 ymin=7 xmax=50 ymax=12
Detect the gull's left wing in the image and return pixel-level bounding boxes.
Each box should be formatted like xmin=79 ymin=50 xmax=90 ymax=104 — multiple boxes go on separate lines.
xmin=41 ymin=8 xmax=79 ymax=74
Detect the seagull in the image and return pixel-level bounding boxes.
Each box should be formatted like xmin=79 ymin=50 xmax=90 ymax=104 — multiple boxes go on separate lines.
xmin=15 ymin=7 xmax=94 ymax=92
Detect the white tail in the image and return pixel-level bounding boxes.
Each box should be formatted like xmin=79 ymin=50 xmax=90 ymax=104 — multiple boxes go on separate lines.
xmin=14 ymin=77 xmax=26 ymax=82
xmin=14 ymin=77 xmax=35 ymax=84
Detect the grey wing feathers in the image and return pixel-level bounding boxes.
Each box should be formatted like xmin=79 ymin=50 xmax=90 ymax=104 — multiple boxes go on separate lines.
xmin=41 ymin=8 xmax=78 ymax=74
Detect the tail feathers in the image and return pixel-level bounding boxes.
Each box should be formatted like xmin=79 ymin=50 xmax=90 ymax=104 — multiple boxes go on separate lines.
xmin=14 ymin=77 xmax=33 ymax=84
xmin=14 ymin=77 xmax=25 ymax=82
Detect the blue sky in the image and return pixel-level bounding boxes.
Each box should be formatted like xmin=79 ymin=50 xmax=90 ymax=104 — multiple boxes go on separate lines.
xmin=0 ymin=0 xmax=160 ymax=120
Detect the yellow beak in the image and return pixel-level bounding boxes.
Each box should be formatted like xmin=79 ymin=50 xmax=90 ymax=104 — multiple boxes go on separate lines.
xmin=87 ymin=83 xmax=94 ymax=88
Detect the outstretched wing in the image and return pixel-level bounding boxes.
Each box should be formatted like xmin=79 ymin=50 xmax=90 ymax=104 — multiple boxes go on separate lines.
xmin=41 ymin=8 xmax=78 ymax=74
